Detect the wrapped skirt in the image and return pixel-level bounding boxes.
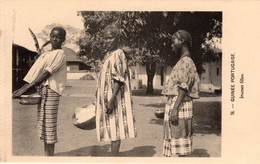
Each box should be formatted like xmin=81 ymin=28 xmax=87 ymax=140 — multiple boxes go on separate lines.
xmin=37 ymin=86 xmax=60 ymax=144
xmin=163 ymin=96 xmax=193 ymax=156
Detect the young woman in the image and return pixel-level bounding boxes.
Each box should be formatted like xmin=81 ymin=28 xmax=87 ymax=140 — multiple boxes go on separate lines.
xmin=95 ymin=25 xmax=137 ymax=156
xmin=13 ymin=26 xmax=67 ymax=156
xmin=161 ymin=30 xmax=200 ymax=157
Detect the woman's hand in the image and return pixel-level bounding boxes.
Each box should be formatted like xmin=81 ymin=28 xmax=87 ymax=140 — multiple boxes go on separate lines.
xmin=12 ymin=87 xmax=28 ymax=99
xmin=105 ymin=80 xmax=121 ymax=115
xmin=106 ymin=96 xmax=116 ymax=115
xmin=170 ymin=109 xmax=179 ymax=126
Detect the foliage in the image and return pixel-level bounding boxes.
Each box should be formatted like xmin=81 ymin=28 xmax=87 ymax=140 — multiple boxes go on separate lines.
xmin=77 ymin=12 xmax=173 ymax=66
xmin=169 ymin=12 xmax=222 ymax=72
xmin=77 ymin=11 xmax=222 ymax=69
xmin=77 ymin=11 xmax=222 ymax=93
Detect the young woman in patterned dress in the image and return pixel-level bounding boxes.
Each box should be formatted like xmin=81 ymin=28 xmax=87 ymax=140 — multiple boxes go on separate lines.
xmin=161 ymin=30 xmax=200 ymax=157
xmin=95 ymin=25 xmax=137 ymax=156
xmin=13 ymin=27 xmax=67 ymax=156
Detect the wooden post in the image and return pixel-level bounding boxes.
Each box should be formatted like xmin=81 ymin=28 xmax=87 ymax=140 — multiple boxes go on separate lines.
xmin=15 ymin=49 xmax=19 ymax=86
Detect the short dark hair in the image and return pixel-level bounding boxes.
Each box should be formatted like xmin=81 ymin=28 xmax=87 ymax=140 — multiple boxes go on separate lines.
xmin=173 ymin=30 xmax=192 ymax=47
xmin=50 ymin=26 xmax=66 ymax=39
xmin=103 ymin=25 xmax=120 ymax=37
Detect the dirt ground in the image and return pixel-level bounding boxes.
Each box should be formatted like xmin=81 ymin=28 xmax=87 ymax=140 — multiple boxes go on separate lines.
xmin=12 ymin=80 xmax=221 ymax=157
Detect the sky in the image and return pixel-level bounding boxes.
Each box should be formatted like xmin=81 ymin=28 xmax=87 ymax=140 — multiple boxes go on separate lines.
xmin=12 ymin=1 xmax=84 ymax=51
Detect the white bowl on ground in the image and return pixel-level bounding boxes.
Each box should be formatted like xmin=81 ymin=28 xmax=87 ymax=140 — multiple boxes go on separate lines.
xmin=72 ymin=103 xmax=96 ymax=130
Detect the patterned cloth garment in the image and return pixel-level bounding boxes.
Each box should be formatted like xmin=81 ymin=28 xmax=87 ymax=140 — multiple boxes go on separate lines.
xmin=161 ymin=56 xmax=200 ymax=157
xmin=23 ymin=48 xmax=66 ymax=144
xmin=163 ymin=96 xmax=193 ymax=156
xmin=95 ymin=49 xmax=137 ymax=142
xmin=161 ymin=56 xmax=200 ymax=99
xmin=37 ymin=86 xmax=60 ymax=144
xmin=24 ymin=49 xmax=67 ymax=95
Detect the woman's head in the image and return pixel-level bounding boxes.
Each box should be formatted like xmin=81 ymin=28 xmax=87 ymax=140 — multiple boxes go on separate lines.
xmin=171 ymin=30 xmax=192 ymax=52
xmin=103 ymin=25 xmax=120 ymax=52
xmin=50 ymin=27 xmax=66 ymax=50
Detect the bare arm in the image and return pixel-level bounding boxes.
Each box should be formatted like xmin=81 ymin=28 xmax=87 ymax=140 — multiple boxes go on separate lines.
xmin=112 ymin=81 xmax=121 ymax=98
xmin=13 ymin=70 xmax=51 ymax=98
xmin=27 ymin=70 xmax=51 ymax=88
xmin=173 ymin=87 xmax=188 ymax=113
xmin=170 ymin=87 xmax=188 ymax=124
xmin=106 ymin=80 xmax=122 ymax=114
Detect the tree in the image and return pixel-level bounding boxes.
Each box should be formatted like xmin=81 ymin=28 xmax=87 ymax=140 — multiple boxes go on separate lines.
xmin=172 ymin=12 xmax=222 ymax=68
xmin=77 ymin=11 xmax=222 ymax=94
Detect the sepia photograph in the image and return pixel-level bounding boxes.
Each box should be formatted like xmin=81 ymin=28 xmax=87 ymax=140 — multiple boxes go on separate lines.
xmin=11 ymin=10 xmax=222 ymax=158
xmin=1 ymin=0 xmax=260 ymax=163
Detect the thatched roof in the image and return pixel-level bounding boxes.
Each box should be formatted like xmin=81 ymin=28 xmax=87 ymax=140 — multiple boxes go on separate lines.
xmin=62 ymin=47 xmax=82 ymax=62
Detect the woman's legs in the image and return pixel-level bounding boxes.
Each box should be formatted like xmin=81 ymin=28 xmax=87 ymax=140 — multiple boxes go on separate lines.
xmin=111 ymin=140 xmax=121 ymax=156
xmin=44 ymin=142 xmax=55 ymax=156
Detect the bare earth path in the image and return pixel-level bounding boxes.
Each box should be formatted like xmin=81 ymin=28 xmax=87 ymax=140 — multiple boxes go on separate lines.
xmin=12 ymin=80 xmax=221 ymax=157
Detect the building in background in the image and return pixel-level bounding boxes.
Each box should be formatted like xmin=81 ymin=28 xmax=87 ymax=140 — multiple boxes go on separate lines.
xmin=63 ymin=47 xmax=91 ymax=72
xmin=200 ymin=60 xmax=222 ymax=93
xmin=129 ymin=60 xmax=222 ymax=93
xmin=12 ymin=44 xmax=38 ymax=91
xmin=63 ymin=47 xmax=91 ymax=80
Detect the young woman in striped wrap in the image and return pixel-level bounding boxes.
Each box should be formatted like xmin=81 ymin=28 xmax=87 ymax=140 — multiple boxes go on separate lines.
xmin=95 ymin=25 xmax=137 ymax=156
xmin=13 ymin=27 xmax=67 ymax=156
xmin=161 ymin=30 xmax=200 ymax=157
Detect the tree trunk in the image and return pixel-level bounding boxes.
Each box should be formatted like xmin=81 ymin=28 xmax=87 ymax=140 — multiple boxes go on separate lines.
xmin=146 ymin=62 xmax=156 ymax=94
